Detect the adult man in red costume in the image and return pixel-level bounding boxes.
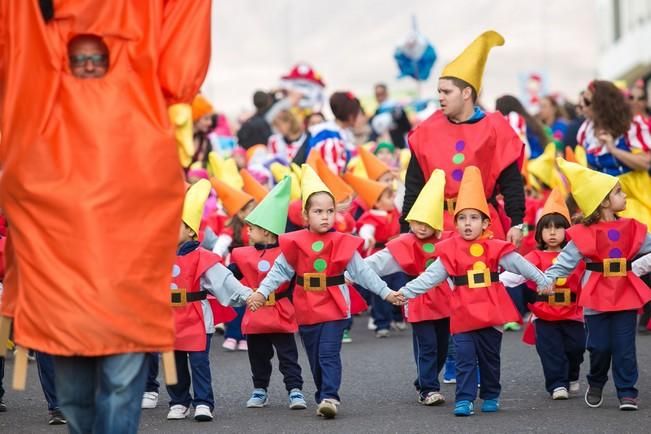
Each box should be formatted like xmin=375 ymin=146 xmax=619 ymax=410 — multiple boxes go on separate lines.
xmin=0 ymin=1 xmax=211 ymax=432
xmin=402 ymin=31 xmax=526 ymax=245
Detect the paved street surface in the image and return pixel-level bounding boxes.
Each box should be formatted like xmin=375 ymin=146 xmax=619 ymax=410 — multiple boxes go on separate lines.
xmin=2 ymin=316 xmax=651 ymax=433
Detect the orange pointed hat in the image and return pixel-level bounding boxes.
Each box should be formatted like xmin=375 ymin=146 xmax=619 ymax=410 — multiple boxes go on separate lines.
xmin=359 ymin=146 xmax=392 ymax=181
xmin=343 ymin=172 xmax=388 ymax=208
xmin=240 ymin=169 xmax=269 ymax=204
xmin=453 ymin=166 xmax=490 ymax=218
xmin=210 ymin=177 xmax=254 ymax=217
xmin=540 ymin=188 xmax=571 ymax=224
xmin=308 ymin=149 xmax=354 ymax=203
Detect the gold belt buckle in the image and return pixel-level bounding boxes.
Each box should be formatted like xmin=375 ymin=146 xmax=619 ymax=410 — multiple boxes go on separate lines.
xmin=171 ymin=288 xmax=187 ymax=307
xmin=548 ymin=288 xmax=571 ymax=306
xmin=446 ymin=198 xmax=457 ymax=215
xmin=467 ymin=269 xmax=491 ymax=289
xmin=603 ymin=258 xmax=627 ymax=277
xmin=265 ymin=291 xmax=276 ymax=306
xmin=303 ymin=272 xmax=326 ymax=291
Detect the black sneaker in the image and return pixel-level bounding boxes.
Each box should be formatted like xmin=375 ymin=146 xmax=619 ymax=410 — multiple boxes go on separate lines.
xmin=585 ymin=385 xmax=603 ymax=408
xmin=619 ymin=397 xmax=639 ymax=411
xmin=0 ymin=400 xmax=7 ymax=412
xmin=48 ymin=409 xmax=67 ymax=425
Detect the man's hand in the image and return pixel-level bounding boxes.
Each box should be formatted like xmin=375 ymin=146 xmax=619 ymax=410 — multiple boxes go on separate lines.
xmin=247 ymin=292 xmax=266 ymax=311
xmin=506 ymin=226 xmax=523 ymax=247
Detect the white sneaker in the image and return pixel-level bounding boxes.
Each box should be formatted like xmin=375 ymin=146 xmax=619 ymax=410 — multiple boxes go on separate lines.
xmin=141 ymin=391 xmax=159 ymax=409
xmin=167 ymin=404 xmax=190 ymax=420
xmin=367 ymin=317 xmax=376 ymax=331
xmin=391 ymin=321 xmax=408 ymax=331
xmin=222 ymin=338 xmax=237 ymax=351
xmin=375 ymin=329 xmax=390 ymax=338
xmin=193 ymin=404 xmax=213 ymax=422
xmin=316 ymin=398 xmax=339 ymax=419
xmin=552 ymin=387 xmax=569 ymax=400
xmin=570 ymin=381 xmax=580 ymax=393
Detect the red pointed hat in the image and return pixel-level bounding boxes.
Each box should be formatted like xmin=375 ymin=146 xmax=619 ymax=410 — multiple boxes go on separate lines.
xmin=281 ymin=63 xmax=325 ymax=87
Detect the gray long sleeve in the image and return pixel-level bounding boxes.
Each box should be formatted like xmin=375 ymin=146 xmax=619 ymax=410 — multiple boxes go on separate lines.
xmin=364 ymin=248 xmax=405 ymax=277
xmin=200 ymin=263 xmax=253 ymax=307
xmin=256 ymin=254 xmax=295 ymax=299
xmin=401 ymin=259 xmax=449 ymax=299
xmin=346 ymin=252 xmax=392 ymax=300
xmin=499 ymin=252 xmax=551 ymax=289
xmin=639 ymin=234 xmax=651 ymax=256
xmin=544 ymin=241 xmax=584 ymax=281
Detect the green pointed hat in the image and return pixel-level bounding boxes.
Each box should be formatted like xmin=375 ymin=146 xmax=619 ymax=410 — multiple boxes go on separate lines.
xmin=245 ymin=176 xmax=292 ymax=235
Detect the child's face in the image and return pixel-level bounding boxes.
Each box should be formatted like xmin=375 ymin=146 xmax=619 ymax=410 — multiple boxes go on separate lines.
xmin=605 ymin=182 xmax=627 ymax=213
xmin=541 ymin=223 xmax=565 ymax=250
xmin=179 ymin=222 xmax=195 ymax=244
xmin=409 ymin=221 xmax=437 ymax=240
xmin=303 ymin=193 xmax=336 ymax=233
xmin=375 ymin=188 xmax=395 ymax=211
xmin=248 ymin=224 xmax=269 ymax=245
xmin=455 ymin=209 xmax=489 ymax=241
xmin=377 ymin=171 xmax=394 ymax=188
xmin=375 ymin=148 xmax=394 ymax=166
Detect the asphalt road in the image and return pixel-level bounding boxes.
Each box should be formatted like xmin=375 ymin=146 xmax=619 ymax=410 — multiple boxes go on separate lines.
xmin=2 ymin=316 xmax=651 ymax=434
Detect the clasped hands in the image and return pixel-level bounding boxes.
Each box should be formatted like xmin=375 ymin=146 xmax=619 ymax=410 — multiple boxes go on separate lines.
xmin=245 ymin=289 xmax=407 ymax=311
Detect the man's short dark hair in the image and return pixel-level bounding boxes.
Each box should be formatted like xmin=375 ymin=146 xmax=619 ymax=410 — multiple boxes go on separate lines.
xmin=441 ymin=77 xmax=478 ymax=103
xmin=253 ymin=90 xmax=271 ymax=111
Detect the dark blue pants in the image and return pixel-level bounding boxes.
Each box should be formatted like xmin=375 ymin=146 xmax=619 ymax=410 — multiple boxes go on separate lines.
xmin=166 ymin=334 xmax=214 ymax=410
xmin=506 ymin=284 xmax=530 ymax=316
xmin=144 ymin=353 xmax=160 ymax=393
xmin=299 ymin=319 xmax=346 ymax=403
xmin=36 ymin=352 xmax=59 ymax=411
xmin=585 ymin=310 xmax=638 ymax=399
xmin=371 ymin=272 xmax=407 ymax=330
xmin=412 ymin=318 xmax=450 ymax=395
xmin=247 ymin=333 xmax=303 ymax=391
xmin=534 ymin=319 xmax=585 ymax=394
xmin=225 ymin=305 xmax=246 ymax=341
xmin=0 ymin=357 xmax=4 ymax=401
xmin=54 ymin=353 xmax=148 ymax=434
xmin=453 ymin=327 xmax=502 ymax=403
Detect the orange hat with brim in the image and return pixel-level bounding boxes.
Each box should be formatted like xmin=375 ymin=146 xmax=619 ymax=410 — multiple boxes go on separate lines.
xmin=359 ymin=146 xmax=392 ymax=181
xmin=211 ymin=177 xmax=254 ymax=217
xmin=540 ymin=188 xmax=571 ymax=224
xmin=192 ymin=94 xmax=214 ymax=122
xmin=453 ymin=166 xmax=490 ymax=219
xmin=343 ymin=172 xmax=388 ymax=209
xmin=240 ymin=169 xmax=269 ymax=204
xmin=308 ymin=149 xmax=354 ymax=203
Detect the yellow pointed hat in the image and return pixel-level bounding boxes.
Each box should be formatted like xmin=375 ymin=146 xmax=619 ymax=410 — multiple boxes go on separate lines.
xmin=270 ymin=162 xmax=301 ymax=200
xmin=210 ymin=177 xmax=254 ymax=217
xmin=527 ymin=143 xmax=556 ymax=188
xmin=359 ymin=146 xmax=392 ymax=181
xmin=405 ymin=169 xmax=445 ymax=230
xmin=182 ymin=179 xmax=211 ymax=235
xmin=556 ymin=158 xmax=618 ymax=216
xmin=540 ymin=188 xmax=571 ymax=224
xmin=343 ymin=172 xmax=389 ymax=209
xmin=301 ymin=164 xmax=334 ymax=211
xmin=240 ymin=169 xmax=269 ymax=204
xmin=308 ymin=149 xmax=354 ymax=203
xmin=454 ymin=166 xmax=491 ymax=218
xmin=440 ymin=30 xmax=505 ymax=93
xmin=168 ymin=103 xmax=194 ymax=168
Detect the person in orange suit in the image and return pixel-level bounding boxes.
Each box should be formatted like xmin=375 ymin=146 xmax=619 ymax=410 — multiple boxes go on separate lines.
xmin=0 ymin=2 xmax=211 ymax=433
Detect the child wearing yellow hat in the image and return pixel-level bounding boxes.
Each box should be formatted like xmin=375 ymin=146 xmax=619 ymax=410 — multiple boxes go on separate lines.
xmin=398 ymin=166 xmax=552 ymax=417
xmin=500 ymin=188 xmax=585 ymax=400
xmin=545 ymin=159 xmax=651 ymax=411
xmin=162 ymin=180 xmax=254 ymax=422
xmin=365 ymin=169 xmax=454 ymax=405
xmin=246 ymin=165 xmax=404 ymax=419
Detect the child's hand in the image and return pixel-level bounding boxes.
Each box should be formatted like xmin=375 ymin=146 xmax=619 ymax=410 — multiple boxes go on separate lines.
xmin=247 ymin=292 xmax=266 ymax=311
xmin=385 ymin=290 xmax=406 ymax=306
xmin=537 ymin=278 xmax=554 ymax=296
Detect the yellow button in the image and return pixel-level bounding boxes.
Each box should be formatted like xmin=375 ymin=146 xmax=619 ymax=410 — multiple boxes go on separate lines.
xmin=473 ymin=261 xmax=487 ymax=271
xmin=469 ymin=243 xmax=484 ymax=257
xmin=556 ymin=277 xmax=567 ymax=286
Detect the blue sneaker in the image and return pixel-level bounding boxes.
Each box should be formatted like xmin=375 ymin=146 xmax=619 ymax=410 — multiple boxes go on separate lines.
xmin=288 ymin=388 xmax=307 ymax=410
xmin=454 ymin=400 xmax=474 ymax=416
xmin=246 ymin=388 xmax=269 ymax=408
xmin=443 ymin=357 xmax=456 ymax=384
xmin=481 ymin=398 xmax=500 ymax=412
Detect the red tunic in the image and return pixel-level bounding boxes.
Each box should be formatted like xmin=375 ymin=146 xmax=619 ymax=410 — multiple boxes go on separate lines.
xmin=232 ymin=245 xmax=297 ymax=334
xmin=408 ymin=111 xmax=524 ymax=240
xmin=568 ymin=218 xmax=651 ymax=312
xmin=436 ymin=237 xmax=522 ymax=334
xmin=334 ymin=212 xmax=356 ymax=234
xmin=387 ymin=232 xmax=453 ymax=323
xmin=279 ymin=230 xmax=363 ymax=325
xmin=519 ymin=195 xmax=546 ymax=256
xmin=356 ymin=208 xmax=401 ymax=256
xmin=172 ymin=247 xmax=222 ymax=351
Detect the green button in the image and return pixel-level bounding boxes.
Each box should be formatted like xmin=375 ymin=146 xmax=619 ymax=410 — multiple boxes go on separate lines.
xmin=425 ymin=258 xmax=435 ymax=268
xmin=452 ymin=153 xmax=465 ymax=164
xmin=313 ymin=258 xmax=327 ymax=272
xmin=312 ymin=241 xmax=324 ymax=252
xmin=422 ymin=243 xmax=435 ymax=253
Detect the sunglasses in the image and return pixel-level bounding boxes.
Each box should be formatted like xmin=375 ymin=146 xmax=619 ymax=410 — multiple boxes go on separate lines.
xmin=581 ymin=97 xmax=592 ymax=107
xmin=69 ymin=54 xmax=108 ymax=67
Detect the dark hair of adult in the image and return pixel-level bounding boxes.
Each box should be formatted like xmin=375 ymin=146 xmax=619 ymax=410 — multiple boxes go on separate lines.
xmin=540 ymin=95 xmax=568 ymax=123
xmin=441 ymin=77 xmax=478 ymax=103
xmin=534 ymin=213 xmax=570 ymax=250
xmin=589 ymin=80 xmax=632 ymax=138
xmin=495 ymin=94 xmax=547 ymax=148
xmin=253 ymin=90 xmax=272 ymax=112
xmin=330 ymin=91 xmax=361 ymax=123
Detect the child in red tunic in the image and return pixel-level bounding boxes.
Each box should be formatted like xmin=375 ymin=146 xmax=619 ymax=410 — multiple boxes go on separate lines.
xmin=546 ymin=159 xmax=651 ymax=411
xmin=247 ymin=165 xmax=403 ymax=419
xmin=398 ymin=166 xmax=552 ymax=417
xmin=365 ymin=169 xmax=453 ymax=405
xmin=500 ymin=189 xmax=585 ymax=400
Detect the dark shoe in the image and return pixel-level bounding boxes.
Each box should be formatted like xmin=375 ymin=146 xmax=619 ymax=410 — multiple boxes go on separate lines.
xmin=48 ymin=409 xmax=67 ymax=425
xmin=619 ymin=397 xmax=638 ymax=411
xmin=0 ymin=400 xmax=7 ymax=412
xmin=585 ymin=385 xmax=603 ymax=408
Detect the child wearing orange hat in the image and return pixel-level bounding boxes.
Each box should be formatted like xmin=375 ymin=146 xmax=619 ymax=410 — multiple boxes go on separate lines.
xmin=398 ymin=166 xmax=552 ymax=417
xmin=500 ymin=189 xmax=585 ymax=400
xmin=545 ymin=159 xmax=651 ymax=411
